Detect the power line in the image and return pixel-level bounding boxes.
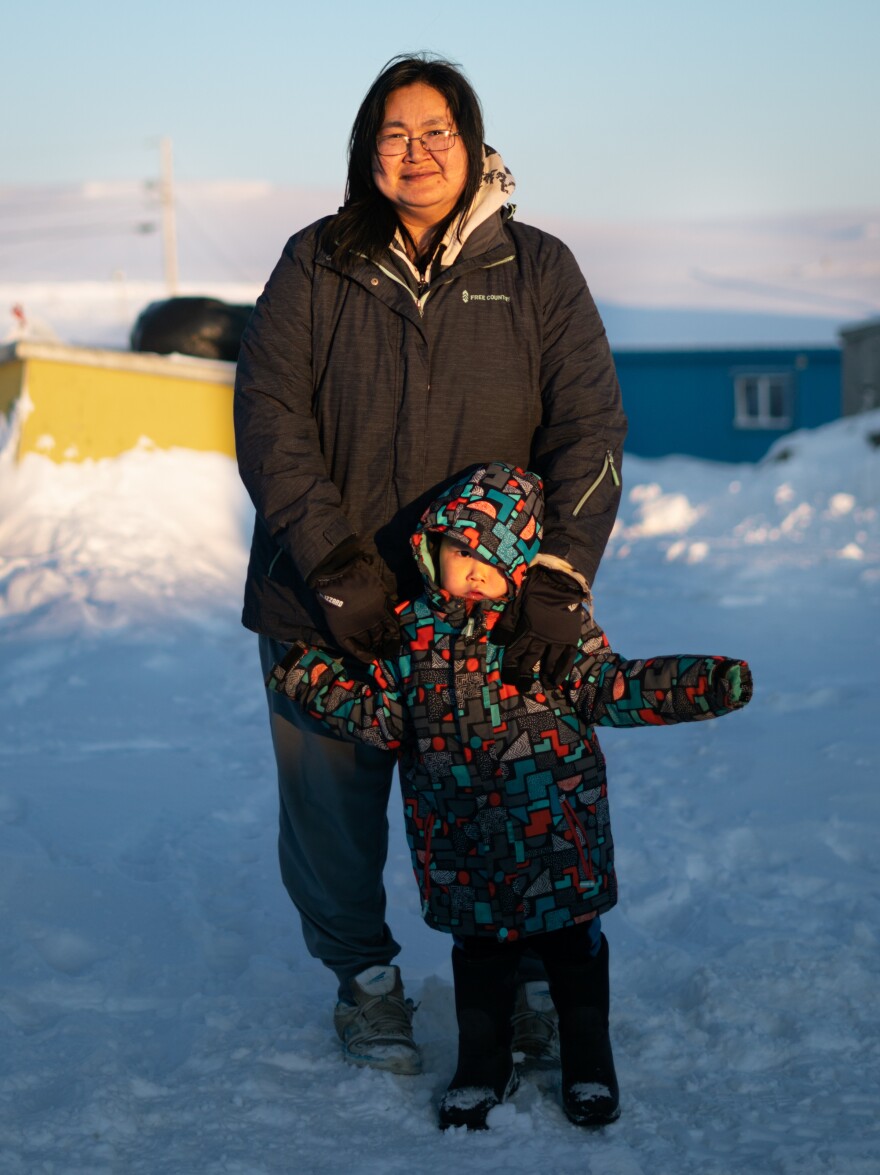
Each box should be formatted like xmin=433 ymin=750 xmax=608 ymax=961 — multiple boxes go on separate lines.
xmin=0 ymin=222 xmax=158 ymax=246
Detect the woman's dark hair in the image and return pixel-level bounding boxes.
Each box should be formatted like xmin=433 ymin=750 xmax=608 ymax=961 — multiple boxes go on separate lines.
xmin=323 ymin=54 xmax=485 ymax=268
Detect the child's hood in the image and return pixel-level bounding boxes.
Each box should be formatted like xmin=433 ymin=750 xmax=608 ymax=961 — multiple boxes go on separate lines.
xmin=411 ymin=462 xmax=543 ymax=611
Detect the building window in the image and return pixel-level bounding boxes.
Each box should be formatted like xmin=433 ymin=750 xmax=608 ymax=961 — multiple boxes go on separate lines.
xmin=733 ymin=373 xmax=792 ymax=429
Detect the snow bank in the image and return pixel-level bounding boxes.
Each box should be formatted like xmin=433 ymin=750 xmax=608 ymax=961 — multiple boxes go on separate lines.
xmin=608 ymin=410 xmax=880 ymax=578
xmin=0 ymin=442 xmax=251 ymax=635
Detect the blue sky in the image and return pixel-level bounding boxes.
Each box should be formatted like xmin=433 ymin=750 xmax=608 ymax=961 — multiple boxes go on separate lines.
xmin=3 ymin=0 xmax=878 ymax=222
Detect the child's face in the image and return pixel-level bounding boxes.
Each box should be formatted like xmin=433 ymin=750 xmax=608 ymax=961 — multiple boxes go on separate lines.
xmin=438 ymin=537 xmax=509 ymax=602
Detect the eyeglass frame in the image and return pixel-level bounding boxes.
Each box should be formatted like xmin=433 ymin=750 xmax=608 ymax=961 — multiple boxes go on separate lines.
xmin=375 ymin=129 xmax=461 ymax=157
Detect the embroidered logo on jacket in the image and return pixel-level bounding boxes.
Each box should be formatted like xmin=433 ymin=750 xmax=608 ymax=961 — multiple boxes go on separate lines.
xmin=461 ymin=290 xmax=511 ymax=304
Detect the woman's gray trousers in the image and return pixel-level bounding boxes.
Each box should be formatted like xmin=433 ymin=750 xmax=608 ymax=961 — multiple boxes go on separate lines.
xmin=259 ymin=636 xmax=400 ymax=997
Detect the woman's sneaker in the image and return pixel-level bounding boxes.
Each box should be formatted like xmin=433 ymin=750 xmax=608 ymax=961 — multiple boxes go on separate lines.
xmin=511 ymin=981 xmax=560 ymax=1068
xmin=333 ymin=965 xmax=421 ymax=1075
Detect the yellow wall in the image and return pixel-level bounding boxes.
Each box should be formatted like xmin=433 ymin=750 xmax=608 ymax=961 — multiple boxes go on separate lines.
xmin=0 ymin=358 xmax=25 ymax=421
xmin=0 ymin=345 xmax=237 ymax=462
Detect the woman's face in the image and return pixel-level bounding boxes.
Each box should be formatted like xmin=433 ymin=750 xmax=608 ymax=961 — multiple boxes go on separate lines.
xmin=372 ymin=82 xmax=469 ymax=235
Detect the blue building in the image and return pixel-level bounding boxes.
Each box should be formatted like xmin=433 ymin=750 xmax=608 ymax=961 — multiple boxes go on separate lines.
xmin=612 ymin=346 xmax=841 ymax=462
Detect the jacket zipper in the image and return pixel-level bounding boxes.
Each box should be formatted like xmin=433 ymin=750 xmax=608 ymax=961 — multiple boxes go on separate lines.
xmin=419 ymin=254 xmax=515 ymax=316
xmin=561 ymin=799 xmax=595 ymax=885
xmin=476 ymin=254 xmax=516 ymax=272
xmin=572 ymin=449 xmax=620 ymax=517
xmin=421 ymin=818 xmax=434 ymax=914
xmin=366 ymin=254 xmax=516 ymax=318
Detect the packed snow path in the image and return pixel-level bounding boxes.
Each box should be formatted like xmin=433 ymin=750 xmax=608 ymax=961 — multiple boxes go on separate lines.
xmin=1 ymin=414 xmax=879 ymax=1173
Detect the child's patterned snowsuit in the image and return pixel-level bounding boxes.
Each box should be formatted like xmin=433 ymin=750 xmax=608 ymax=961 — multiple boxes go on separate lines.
xmin=267 ymin=463 xmax=751 ymax=942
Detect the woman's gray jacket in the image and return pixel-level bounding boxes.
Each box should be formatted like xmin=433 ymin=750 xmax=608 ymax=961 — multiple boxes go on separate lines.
xmin=234 ymin=208 xmax=628 ymax=643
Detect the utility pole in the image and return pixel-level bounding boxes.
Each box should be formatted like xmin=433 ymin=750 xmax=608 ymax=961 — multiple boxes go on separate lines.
xmin=159 ymin=137 xmax=180 ymax=296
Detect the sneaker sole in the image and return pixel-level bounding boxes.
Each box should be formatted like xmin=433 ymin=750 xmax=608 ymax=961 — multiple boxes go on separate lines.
xmin=342 ymin=1046 xmax=422 ymax=1076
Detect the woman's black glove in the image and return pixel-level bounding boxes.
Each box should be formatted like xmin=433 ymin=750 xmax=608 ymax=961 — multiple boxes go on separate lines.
xmin=309 ymin=543 xmax=401 ymax=664
xmin=493 ymin=565 xmax=584 ymax=690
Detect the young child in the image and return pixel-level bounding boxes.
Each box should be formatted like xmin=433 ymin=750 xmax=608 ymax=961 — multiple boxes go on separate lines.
xmin=266 ymin=462 xmax=752 ymax=1131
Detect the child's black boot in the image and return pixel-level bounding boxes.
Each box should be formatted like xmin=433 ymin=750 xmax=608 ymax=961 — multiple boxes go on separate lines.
xmin=546 ymin=932 xmax=620 ymax=1128
xmin=438 ymin=943 xmax=520 ymax=1130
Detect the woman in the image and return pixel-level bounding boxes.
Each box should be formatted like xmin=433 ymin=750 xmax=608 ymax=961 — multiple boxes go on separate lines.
xmin=233 ymin=53 xmax=627 ymax=1076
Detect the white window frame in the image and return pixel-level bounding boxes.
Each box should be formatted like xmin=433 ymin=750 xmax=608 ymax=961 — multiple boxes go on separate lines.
xmin=733 ymin=372 xmax=793 ymax=430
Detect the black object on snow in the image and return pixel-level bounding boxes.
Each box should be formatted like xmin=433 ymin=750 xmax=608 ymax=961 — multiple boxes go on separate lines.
xmin=130 ymin=297 xmax=254 ymax=362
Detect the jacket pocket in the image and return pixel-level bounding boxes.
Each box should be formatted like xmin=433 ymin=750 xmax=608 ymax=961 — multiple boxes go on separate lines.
xmin=572 ymin=449 xmax=620 ymax=517
xmin=555 ymin=774 xmax=612 ymax=895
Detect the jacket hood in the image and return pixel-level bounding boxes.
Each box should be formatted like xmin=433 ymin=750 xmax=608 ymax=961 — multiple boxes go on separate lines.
xmin=438 ymin=145 xmax=515 ymax=269
xmin=411 ymin=462 xmax=543 ymax=613
xmin=390 ymin=145 xmax=516 ymax=278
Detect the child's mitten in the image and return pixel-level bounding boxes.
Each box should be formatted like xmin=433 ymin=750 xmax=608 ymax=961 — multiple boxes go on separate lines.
xmin=710 ymin=659 xmax=753 ymax=710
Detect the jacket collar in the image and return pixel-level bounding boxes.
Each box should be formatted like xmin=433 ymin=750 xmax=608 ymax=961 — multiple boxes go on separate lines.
xmin=314 ymin=217 xmax=514 ymax=334
xmin=388 ymin=146 xmax=516 ymax=281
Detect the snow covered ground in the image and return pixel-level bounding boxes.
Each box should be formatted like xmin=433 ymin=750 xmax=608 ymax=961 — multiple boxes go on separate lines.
xmin=1 ymin=401 xmax=879 ymax=1173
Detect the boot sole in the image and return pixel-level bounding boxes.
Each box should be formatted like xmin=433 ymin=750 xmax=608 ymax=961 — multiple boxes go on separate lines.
xmin=564 ymin=1102 xmax=621 ymax=1129
xmin=439 ymin=1067 xmax=519 ymax=1130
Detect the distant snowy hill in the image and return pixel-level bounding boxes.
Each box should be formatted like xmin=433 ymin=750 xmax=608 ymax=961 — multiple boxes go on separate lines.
xmin=2 ymin=182 xmax=878 ymax=348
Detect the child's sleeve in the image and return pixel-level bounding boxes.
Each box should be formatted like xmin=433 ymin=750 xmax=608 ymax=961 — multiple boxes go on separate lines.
xmin=566 ymin=626 xmax=753 ymax=727
xmin=265 ymin=642 xmax=408 ymax=751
